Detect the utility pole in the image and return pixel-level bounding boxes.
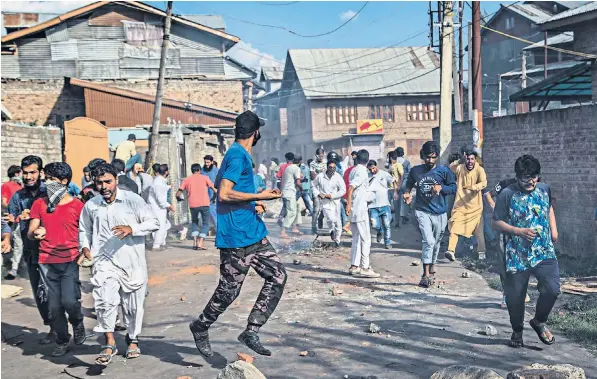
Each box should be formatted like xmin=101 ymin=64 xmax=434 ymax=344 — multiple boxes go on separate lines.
xmin=472 ymin=1 xmax=483 ymax=157
xmin=146 ymin=0 xmax=173 ymax=169
xmin=452 ymin=2 xmax=462 ymax=122
xmin=543 ymin=31 xmax=548 ymax=79
xmin=439 ymin=1 xmax=454 ymax=161
xmin=458 ymin=1 xmax=464 ymax=118
xmin=467 ymin=21 xmax=473 ymax=121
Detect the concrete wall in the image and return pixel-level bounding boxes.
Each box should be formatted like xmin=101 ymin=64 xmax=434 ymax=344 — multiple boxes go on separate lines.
xmin=571 ymin=20 xmax=597 ymax=55
xmin=450 ymin=105 xmax=597 ymax=258
xmin=1 ymin=123 xmax=63 ymax=181
xmin=1 ymin=78 xmax=243 ymax=126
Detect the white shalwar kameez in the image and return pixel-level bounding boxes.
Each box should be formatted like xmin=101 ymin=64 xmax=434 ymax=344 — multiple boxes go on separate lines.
xmin=79 ymin=189 xmax=159 ymax=339
xmin=147 ymin=175 xmax=171 ymax=249
xmin=311 ymin=171 xmax=346 ymax=243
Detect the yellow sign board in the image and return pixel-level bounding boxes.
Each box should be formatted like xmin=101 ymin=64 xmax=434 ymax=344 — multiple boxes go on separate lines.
xmin=357 ymin=119 xmax=383 ymax=134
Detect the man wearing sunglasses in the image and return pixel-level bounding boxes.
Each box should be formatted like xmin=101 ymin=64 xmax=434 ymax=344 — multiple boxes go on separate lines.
xmin=493 ymin=155 xmax=560 ymax=348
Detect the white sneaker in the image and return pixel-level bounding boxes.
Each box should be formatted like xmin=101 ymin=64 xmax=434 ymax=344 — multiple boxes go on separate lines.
xmin=356 ymin=268 xmax=381 ymax=278
xmin=348 ymin=267 xmax=361 ymax=276
xmin=445 ymin=251 xmax=456 ymax=262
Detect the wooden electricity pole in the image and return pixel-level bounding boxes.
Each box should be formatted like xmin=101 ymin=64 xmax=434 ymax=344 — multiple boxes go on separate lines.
xmin=472 ymin=1 xmax=483 ymax=156
xmin=146 ymin=0 xmax=173 ymax=169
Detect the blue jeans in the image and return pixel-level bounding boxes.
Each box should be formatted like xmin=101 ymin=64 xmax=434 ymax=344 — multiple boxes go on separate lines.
xmin=190 ymin=206 xmax=210 ymax=238
xmin=125 ymin=153 xmax=143 ymax=172
xmin=370 ymin=206 xmax=392 ymax=245
xmin=298 ymin=190 xmax=313 ymax=215
xmin=483 ymin=211 xmax=495 ymax=242
xmin=340 ymin=200 xmax=347 ymax=226
xmin=209 ymin=203 xmax=217 ymax=230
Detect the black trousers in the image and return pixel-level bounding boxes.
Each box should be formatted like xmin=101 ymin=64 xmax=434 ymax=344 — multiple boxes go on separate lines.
xmin=39 ymin=261 xmax=84 ymax=344
xmin=197 ymin=238 xmax=287 ymax=329
xmin=25 ymin=253 xmax=51 ymax=327
xmin=503 ymin=259 xmax=560 ymax=333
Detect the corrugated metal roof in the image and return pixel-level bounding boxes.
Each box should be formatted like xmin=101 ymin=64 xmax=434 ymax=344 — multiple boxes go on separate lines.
xmin=198 ymin=57 xmax=225 ymax=76
xmin=78 ymin=39 xmax=121 ymax=60
xmin=170 ymin=23 xmax=221 ymax=53
xmin=287 ymin=47 xmax=440 ymax=99
xmin=540 ymin=1 xmax=597 ymax=23
xmin=45 ymin=23 xmax=69 ymax=42
xmin=182 ymin=15 xmax=226 ymax=30
xmin=523 ymin=32 xmax=573 ymax=50
xmin=508 ymin=3 xmax=553 ymax=23
xmin=261 ymin=66 xmax=283 ymax=81
xmin=77 ymin=60 xmax=120 ymax=79
xmin=51 ymin=40 xmax=79 ymax=61
xmin=500 ymin=60 xmax=580 ymax=78
xmin=1 ymin=54 xmax=20 ymax=78
xmin=224 ymin=57 xmax=254 ymax=80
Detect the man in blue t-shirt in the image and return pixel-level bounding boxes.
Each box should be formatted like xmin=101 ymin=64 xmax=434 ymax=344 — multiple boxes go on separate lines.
xmin=404 ymin=141 xmax=457 ymax=288
xmin=189 ymin=110 xmax=285 ymax=358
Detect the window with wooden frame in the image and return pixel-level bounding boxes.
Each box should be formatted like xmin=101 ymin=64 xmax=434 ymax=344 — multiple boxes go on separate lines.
xmin=406 ymin=102 xmax=437 ymax=121
xmin=325 ymin=105 xmax=357 ymax=125
xmin=369 ymin=104 xmax=394 ymax=121
xmin=406 ymin=139 xmax=427 ymax=155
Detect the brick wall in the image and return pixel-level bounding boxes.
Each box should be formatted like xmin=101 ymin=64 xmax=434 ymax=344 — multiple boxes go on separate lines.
xmin=1 ymin=79 xmax=85 ymax=126
xmin=112 ymin=79 xmax=244 ymax=113
xmin=0 ymin=78 xmax=243 ymax=126
xmin=450 ymin=105 xmax=597 ymax=258
xmin=1 ymin=123 xmax=63 ymax=181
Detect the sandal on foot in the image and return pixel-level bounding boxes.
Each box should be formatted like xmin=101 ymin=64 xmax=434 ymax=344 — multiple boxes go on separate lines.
xmin=529 ymin=319 xmax=555 ymax=345
xmin=125 ymin=334 xmax=141 ymax=359
xmin=95 ymin=345 xmax=118 ymax=366
xmin=419 ymin=275 xmax=432 ymax=288
xmin=508 ymin=331 xmax=524 ymax=348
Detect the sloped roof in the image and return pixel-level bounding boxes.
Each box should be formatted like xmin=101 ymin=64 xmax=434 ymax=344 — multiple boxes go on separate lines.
xmin=539 ymin=1 xmax=597 ymax=29
xmin=508 ymin=3 xmax=553 ymax=23
xmin=285 ymin=47 xmax=440 ymax=99
xmin=509 ymin=62 xmax=592 ymax=101
xmin=182 ymin=15 xmax=226 ymax=30
xmin=523 ymin=32 xmax=574 ymax=50
xmin=260 ymin=66 xmax=284 ymax=82
xmin=224 ymin=56 xmax=257 ymax=80
xmin=1 ymin=1 xmax=239 ymax=45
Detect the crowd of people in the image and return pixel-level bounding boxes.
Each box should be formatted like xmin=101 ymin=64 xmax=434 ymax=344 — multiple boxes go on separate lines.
xmin=0 ymin=109 xmax=567 ymax=365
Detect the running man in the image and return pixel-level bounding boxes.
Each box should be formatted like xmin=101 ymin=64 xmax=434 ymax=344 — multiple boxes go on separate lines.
xmin=403 ymin=141 xmax=457 ymax=288
xmin=79 ymin=163 xmax=159 ymax=365
xmin=311 ymin=159 xmax=346 ymax=247
xmin=493 ymin=155 xmax=560 ymax=348
xmin=189 ymin=110 xmax=286 ymax=357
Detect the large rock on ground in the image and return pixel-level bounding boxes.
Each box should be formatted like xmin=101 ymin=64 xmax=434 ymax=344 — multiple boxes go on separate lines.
xmin=217 ymin=360 xmax=267 ymax=379
xmin=431 ymin=365 xmax=504 ymax=379
xmin=506 ymin=363 xmax=586 ymax=379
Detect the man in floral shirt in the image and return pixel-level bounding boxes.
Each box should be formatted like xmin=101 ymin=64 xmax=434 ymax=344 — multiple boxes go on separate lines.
xmin=493 ymin=155 xmax=559 ymax=348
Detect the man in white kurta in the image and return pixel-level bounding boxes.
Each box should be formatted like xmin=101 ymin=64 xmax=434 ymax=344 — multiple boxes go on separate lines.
xmin=147 ymin=164 xmax=173 ymax=250
xmin=79 ymin=163 xmax=159 ymax=364
xmin=311 ymin=160 xmax=346 ymax=246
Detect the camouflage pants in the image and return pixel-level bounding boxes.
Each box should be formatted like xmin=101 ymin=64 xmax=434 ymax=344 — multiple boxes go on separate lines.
xmin=197 ymin=238 xmax=287 ymax=328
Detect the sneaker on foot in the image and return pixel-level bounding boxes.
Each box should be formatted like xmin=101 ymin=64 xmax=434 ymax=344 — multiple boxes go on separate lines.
xmin=385 ymin=244 xmax=392 ymax=250
xmin=444 ymin=251 xmax=456 ymax=262
xmin=189 ymin=321 xmax=213 ymax=357
xmin=52 ymin=341 xmax=70 ymax=357
xmin=5 ymin=269 xmax=17 ymax=280
xmin=348 ymin=267 xmax=361 ymax=276
xmin=356 ymin=268 xmax=381 ymax=278
xmin=376 ymin=232 xmax=383 ymax=243
xmin=343 ymin=229 xmax=353 ymax=237
xmin=73 ymin=322 xmax=86 ymax=345
xmin=39 ymin=329 xmax=56 ymax=345
xmin=238 ymin=330 xmax=271 ymax=356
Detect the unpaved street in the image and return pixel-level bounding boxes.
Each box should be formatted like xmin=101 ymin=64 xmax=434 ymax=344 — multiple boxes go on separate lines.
xmin=2 ymin=219 xmax=596 ymax=379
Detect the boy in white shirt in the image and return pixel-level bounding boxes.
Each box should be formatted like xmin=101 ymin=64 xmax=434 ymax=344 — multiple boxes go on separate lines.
xmin=367 ymin=160 xmax=398 ymax=249
xmin=345 ymin=150 xmax=380 ymax=278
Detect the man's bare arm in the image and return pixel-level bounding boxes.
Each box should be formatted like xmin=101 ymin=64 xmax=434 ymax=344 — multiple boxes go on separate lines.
xmin=218 ymin=179 xmax=280 ymax=203
xmin=484 ymin=192 xmax=496 ymax=209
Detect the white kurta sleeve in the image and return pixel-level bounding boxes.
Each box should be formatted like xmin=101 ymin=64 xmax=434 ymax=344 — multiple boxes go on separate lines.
xmin=153 ymin=181 xmax=170 ymax=209
xmin=311 ymin=175 xmax=322 ymax=198
xmin=130 ymin=198 xmax=160 ymax=236
xmin=330 ymin=176 xmax=346 ymax=200
xmin=79 ymin=203 xmax=93 ymax=251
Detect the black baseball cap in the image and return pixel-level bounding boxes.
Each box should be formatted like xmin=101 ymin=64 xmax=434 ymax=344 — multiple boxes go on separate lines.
xmin=235 ymin=110 xmax=265 ymax=136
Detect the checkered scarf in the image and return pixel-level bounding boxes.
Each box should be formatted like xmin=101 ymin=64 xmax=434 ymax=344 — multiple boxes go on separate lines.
xmin=45 ymin=182 xmax=68 ymax=213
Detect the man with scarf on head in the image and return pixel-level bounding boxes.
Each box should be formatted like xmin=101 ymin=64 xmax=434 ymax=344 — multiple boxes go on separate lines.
xmin=28 ymin=162 xmax=86 ymax=357
xmin=2 ymin=165 xmax=24 ymax=279
xmin=7 ymin=155 xmax=53 ymax=343
xmin=202 ymin=155 xmax=219 ymax=231
xmin=404 ymin=141 xmax=457 ymax=288
xmin=79 ymin=163 xmax=159 ymax=365
xmin=189 ymin=110 xmax=286 ymax=357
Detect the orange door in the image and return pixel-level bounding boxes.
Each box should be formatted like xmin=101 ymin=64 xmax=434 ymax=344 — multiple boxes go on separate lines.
xmin=64 ymin=117 xmax=109 ymax=186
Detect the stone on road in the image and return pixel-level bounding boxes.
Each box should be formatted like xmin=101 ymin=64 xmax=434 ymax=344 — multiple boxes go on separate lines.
xmin=506 ymin=363 xmax=586 ymax=379
xmin=218 ymin=360 xmax=267 ymax=379
xmin=430 ymin=365 xmax=503 ymax=379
